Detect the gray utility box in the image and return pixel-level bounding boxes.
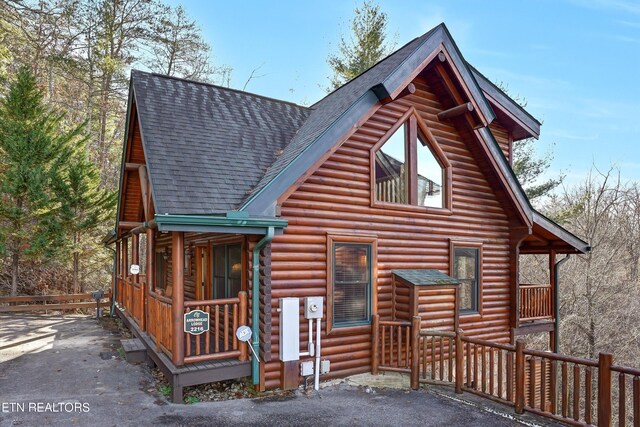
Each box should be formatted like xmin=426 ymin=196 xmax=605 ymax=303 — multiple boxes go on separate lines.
xmin=279 ymin=297 xmax=300 ymax=362
xmin=304 ymin=296 xmax=323 ymax=319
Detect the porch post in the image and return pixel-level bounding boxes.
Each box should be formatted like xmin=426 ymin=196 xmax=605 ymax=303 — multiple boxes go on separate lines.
xmin=509 ymin=227 xmax=529 ymax=338
xmin=122 ymin=237 xmax=129 ymax=310
xmin=115 ymin=240 xmax=121 ymax=306
xmin=548 ymin=249 xmax=556 ymax=352
xmin=145 ymin=228 xmax=155 ymax=329
xmin=131 ymin=233 xmax=139 ymax=284
xmin=171 ymin=231 xmax=185 ymax=366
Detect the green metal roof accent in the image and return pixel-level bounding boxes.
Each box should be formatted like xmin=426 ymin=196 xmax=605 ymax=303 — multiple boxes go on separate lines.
xmin=392 ymin=269 xmax=459 ymax=286
xmin=154 ymin=213 xmax=288 ymax=229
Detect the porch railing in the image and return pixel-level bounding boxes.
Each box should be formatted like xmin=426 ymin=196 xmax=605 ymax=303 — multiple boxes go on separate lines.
xmin=519 ymin=283 xmax=553 ymax=322
xmin=183 ymin=292 xmax=248 ymax=364
xmin=147 ymin=290 xmax=173 ymax=357
xmin=371 ymin=314 xmax=640 ymax=427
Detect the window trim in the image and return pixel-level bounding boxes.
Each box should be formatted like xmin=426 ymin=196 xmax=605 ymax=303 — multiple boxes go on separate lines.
xmin=449 ymin=240 xmax=483 ymax=316
xmin=326 ymin=234 xmax=378 ymax=335
xmin=370 ymin=106 xmax=452 ymax=214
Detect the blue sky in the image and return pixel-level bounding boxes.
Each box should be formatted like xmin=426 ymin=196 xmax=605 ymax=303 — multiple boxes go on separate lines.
xmin=167 ymin=0 xmax=640 ymax=185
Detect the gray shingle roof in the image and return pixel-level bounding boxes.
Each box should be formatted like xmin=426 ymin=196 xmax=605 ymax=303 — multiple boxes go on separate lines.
xmin=243 ymin=28 xmax=438 ymax=206
xmin=131 ymin=71 xmax=310 ymax=215
xmin=392 ymin=269 xmax=459 ymax=286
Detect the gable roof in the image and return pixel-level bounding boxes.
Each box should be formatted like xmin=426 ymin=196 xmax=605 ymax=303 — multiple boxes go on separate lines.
xmin=131 ymin=71 xmax=310 ymax=215
xmin=123 ymin=23 xmax=588 ymax=254
xmin=241 ymin=24 xmax=497 ymax=216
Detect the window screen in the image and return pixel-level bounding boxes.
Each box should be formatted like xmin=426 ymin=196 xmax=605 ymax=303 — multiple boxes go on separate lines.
xmin=333 ymin=243 xmax=371 ymax=326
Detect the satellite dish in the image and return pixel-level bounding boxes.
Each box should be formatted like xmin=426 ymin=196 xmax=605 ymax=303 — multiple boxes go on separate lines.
xmin=235 ymin=326 xmax=259 ymax=362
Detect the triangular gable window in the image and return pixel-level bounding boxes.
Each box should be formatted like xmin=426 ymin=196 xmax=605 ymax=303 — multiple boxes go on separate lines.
xmin=372 ymin=107 xmax=451 ymax=211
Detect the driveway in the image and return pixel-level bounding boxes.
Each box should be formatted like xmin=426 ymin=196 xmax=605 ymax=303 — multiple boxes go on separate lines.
xmin=0 ymin=314 xmax=557 ymax=426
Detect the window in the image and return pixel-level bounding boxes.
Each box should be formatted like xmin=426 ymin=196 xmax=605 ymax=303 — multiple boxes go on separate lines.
xmin=416 ymin=134 xmax=443 ymax=208
xmin=374 ymin=123 xmax=408 ymax=204
xmin=452 ymin=245 xmax=481 ymax=314
xmin=212 ymin=243 xmax=243 ymax=299
xmin=327 ymin=235 xmax=377 ymax=332
xmin=155 ymin=251 xmax=166 ymax=291
xmin=372 ymin=108 xmax=450 ymax=210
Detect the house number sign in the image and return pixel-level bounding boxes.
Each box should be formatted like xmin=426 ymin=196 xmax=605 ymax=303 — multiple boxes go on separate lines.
xmin=184 ymin=309 xmax=210 ymax=335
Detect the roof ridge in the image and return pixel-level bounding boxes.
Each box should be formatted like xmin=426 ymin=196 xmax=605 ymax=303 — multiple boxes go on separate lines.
xmin=131 ymin=69 xmax=311 ymax=110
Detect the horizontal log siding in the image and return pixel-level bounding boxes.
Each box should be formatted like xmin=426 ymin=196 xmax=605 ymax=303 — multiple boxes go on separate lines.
xmin=489 ymin=121 xmax=511 ymax=161
xmin=122 ymin=118 xmax=145 ymax=223
xmin=266 ymin=80 xmax=512 ymax=389
xmin=417 ymin=288 xmax=457 ymax=331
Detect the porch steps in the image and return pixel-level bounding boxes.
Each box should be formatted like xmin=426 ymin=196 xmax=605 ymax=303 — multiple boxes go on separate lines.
xmin=121 ymin=338 xmax=146 ymax=364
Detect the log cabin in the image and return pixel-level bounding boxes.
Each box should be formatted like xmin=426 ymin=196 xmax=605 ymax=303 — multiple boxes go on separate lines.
xmin=107 ymin=23 xmax=590 ymax=403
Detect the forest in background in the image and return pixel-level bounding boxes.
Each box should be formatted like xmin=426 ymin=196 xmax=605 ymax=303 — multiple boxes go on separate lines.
xmin=0 ymin=0 xmax=638 ymax=367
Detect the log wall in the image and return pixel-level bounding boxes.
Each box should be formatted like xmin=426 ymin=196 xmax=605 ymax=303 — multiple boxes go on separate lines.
xmin=265 ymin=77 xmax=514 ymax=389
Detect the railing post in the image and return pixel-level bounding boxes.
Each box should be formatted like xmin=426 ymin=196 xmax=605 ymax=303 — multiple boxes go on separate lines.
xmin=598 ymin=352 xmax=613 ymax=427
xmin=371 ymin=314 xmax=380 ymax=375
xmin=410 ymin=316 xmax=420 ymax=390
xmin=515 ymin=340 xmax=525 ymax=414
xmin=455 ymin=329 xmax=464 ymax=394
xmin=239 ymin=291 xmax=248 ymax=362
xmin=171 ymin=231 xmax=185 ymax=366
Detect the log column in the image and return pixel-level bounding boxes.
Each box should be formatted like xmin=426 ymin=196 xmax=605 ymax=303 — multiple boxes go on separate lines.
xmin=171 ymin=231 xmax=185 ymax=366
xmin=122 ymin=237 xmax=129 ymax=310
xmin=145 ymin=228 xmax=155 ymax=330
xmin=509 ymin=226 xmax=530 ymax=335
xmin=115 ymin=240 xmax=121 ymax=305
xmin=548 ymin=249 xmax=556 ymax=351
xmin=131 ymin=234 xmax=139 ymax=284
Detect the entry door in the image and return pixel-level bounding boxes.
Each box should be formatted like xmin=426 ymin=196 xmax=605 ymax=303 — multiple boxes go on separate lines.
xmin=195 ymin=246 xmax=210 ymax=300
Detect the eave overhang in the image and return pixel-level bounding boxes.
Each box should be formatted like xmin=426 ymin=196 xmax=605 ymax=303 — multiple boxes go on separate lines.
xmin=153 ymin=213 xmax=288 ymax=235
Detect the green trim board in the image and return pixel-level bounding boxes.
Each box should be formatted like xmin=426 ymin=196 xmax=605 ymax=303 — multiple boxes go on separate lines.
xmin=154 ymin=213 xmax=287 ymax=235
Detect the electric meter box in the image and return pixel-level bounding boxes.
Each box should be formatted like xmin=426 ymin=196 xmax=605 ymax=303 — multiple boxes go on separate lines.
xmin=304 ymin=296 xmax=323 ymax=319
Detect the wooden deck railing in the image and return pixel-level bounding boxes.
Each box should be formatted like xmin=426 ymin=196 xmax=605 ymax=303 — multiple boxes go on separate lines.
xmin=371 ymin=316 xmax=413 ymax=374
xmin=371 ymin=314 xmax=640 ymax=427
xmin=519 ymin=283 xmax=553 ymax=322
xmin=0 ymin=292 xmax=111 ymax=313
xmin=183 ymin=291 xmax=248 ymax=364
xmin=147 ymin=290 xmax=173 ymax=358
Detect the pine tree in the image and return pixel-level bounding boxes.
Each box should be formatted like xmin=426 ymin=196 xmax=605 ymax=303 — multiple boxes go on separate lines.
xmin=0 ymin=67 xmax=79 ymax=295
xmin=326 ymin=1 xmax=395 ymax=91
xmin=52 ymin=150 xmax=116 ymax=293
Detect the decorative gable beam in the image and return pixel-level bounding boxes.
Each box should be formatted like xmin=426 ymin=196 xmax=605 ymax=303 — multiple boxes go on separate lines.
xmin=437 ymin=102 xmax=474 ymax=121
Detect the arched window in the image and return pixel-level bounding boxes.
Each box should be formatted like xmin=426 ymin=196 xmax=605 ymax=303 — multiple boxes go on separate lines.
xmin=372 ymin=108 xmax=450 ymax=210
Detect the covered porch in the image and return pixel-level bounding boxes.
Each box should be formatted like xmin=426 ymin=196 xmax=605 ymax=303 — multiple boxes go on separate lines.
xmin=513 ymin=212 xmax=591 ymax=350
xmin=111 ymin=213 xmax=286 ymax=402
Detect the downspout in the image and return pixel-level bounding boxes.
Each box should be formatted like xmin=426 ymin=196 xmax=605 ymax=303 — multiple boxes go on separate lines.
xmin=251 ymin=226 xmax=275 ymax=385
xmin=553 ymin=255 xmax=571 ymax=353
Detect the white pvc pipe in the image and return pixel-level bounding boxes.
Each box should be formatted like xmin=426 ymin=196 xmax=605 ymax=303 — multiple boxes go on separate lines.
xmin=314 ymin=318 xmax=321 ymax=390
xmin=300 ymin=319 xmax=314 ymax=357
xmin=308 ymin=319 xmax=315 ymax=357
